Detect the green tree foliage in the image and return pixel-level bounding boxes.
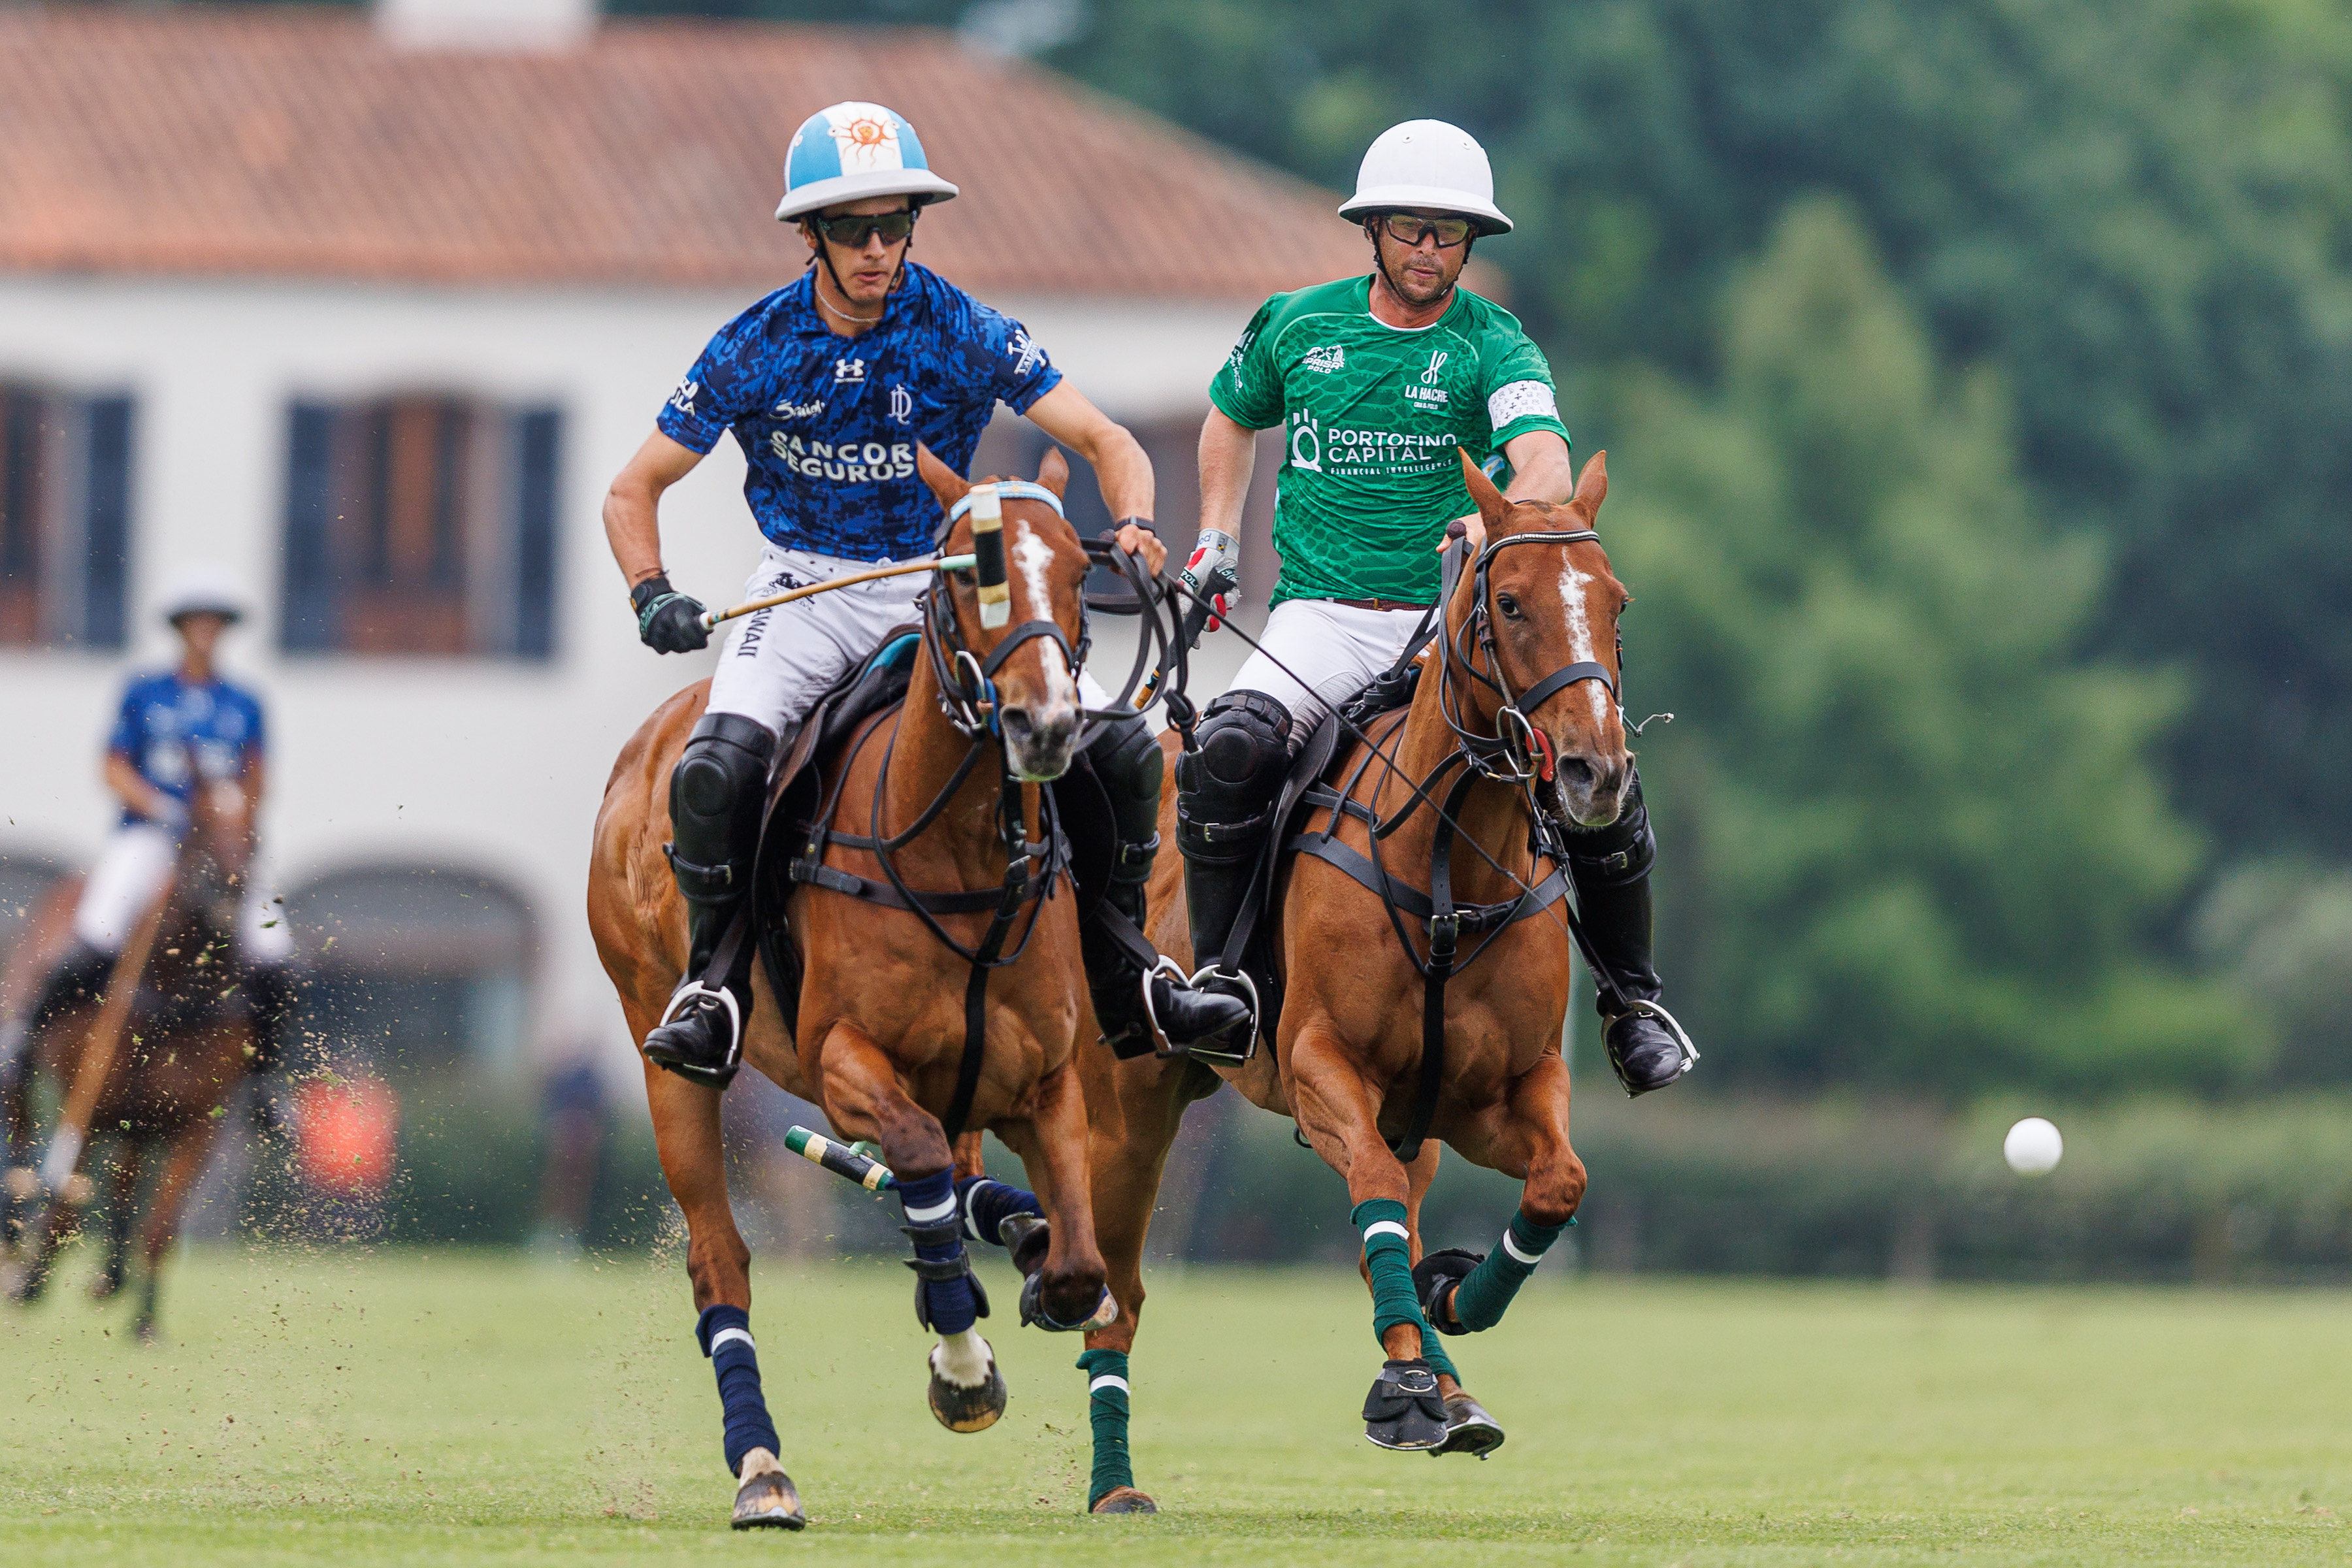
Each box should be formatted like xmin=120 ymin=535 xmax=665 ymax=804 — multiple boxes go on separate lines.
xmin=636 ymin=0 xmax=2352 ymax=860
xmin=1611 ymin=201 xmax=2250 ymax=1095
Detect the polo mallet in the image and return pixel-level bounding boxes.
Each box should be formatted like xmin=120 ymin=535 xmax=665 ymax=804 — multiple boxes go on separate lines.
xmin=698 ymin=554 xmax=978 ymax=632
xmin=783 ymin=1125 xmax=896 ymax=1192
xmin=966 ymin=482 xmax=1011 ymax=629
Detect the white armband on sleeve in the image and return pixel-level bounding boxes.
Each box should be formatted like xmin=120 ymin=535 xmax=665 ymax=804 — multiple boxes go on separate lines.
xmin=1487 ymin=380 xmax=1559 ymax=433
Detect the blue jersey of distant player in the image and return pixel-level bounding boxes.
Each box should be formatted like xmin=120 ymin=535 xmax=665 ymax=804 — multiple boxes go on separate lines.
xmin=656 ymin=261 xmax=1063 ymax=561
xmin=106 ymin=671 xmax=267 ymax=826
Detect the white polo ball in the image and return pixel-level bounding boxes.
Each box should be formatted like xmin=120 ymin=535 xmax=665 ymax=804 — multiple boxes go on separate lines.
xmin=2003 ymin=1117 xmax=2064 ymax=1176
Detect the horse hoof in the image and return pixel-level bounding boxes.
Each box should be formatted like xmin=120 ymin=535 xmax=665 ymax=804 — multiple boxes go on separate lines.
xmin=927 ymin=1338 xmax=1007 ymax=1433
xmin=730 ymin=1450 xmax=806 ymax=1530
xmin=1090 ymin=1486 xmax=1158 ymax=1514
xmin=1430 ymin=1394 xmax=1505 ymax=1458
xmin=1361 ymin=1358 xmax=1448 ymax=1452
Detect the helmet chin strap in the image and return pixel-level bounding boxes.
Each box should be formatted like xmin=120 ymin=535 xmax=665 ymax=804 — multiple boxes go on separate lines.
xmin=810 ymin=218 xmax=916 ymax=321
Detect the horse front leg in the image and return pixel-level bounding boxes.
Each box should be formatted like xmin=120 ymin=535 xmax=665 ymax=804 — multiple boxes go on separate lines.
xmin=643 ymin=1060 xmax=804 ymax=1530
xmin=993 ymin=1058 xmax=1110 ymax=1332
xmin=92 ymin=1138 xmax=146 ymax=1303
xmin=1416 ymin=1053 xmax=1585 ymax=1459
xmin=1069 ymin=1046 xmax=1213 ymax=1515
xmin=817 ymin=1020 xmax=1005 ymax=1435
xmin=1288 ymin=1023 xmax=1454 ymax=1453
xmin=130 ymin=1124 xmax=222 ymax=1339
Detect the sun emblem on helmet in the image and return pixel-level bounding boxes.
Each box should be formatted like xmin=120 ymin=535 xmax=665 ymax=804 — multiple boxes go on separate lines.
xmin=830 ymin=113 xmax=898 ymax=169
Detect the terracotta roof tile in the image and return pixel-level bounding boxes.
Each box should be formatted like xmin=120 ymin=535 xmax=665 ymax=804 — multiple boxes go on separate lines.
xmin=0 ymin=7 xmax=1393 ymax=299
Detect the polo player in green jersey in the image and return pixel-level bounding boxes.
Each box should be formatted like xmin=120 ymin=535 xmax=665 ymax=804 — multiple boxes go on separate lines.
xmin=1170 ymin=120 xmax=1697 ymax=1095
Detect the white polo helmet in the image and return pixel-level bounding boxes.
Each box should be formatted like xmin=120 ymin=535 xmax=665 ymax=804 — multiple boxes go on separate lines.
xmin=1337 ymin=120 xmax=1512 ymax=235
xmin=160 ymin=562 xmax=247 ymax=625
xmin=776 ymin=101 xmax=960 ymax=221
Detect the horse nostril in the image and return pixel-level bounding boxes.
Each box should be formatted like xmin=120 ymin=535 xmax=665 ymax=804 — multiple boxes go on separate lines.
xmin=1556 ymin=757 xmax=1595 ymax=792
xmin=999 ymin=707 xmax=1034 ymax=745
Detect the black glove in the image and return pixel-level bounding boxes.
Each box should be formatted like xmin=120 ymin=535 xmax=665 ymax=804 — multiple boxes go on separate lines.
xmin=630 ymin=573 xmax=709 ymax=654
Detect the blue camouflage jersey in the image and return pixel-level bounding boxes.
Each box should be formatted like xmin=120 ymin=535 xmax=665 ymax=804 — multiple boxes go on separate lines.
xmin=656 ymin=261 xmax=1062 ymax=561
xmin=106 ymin=670 xmax=267 ymax=826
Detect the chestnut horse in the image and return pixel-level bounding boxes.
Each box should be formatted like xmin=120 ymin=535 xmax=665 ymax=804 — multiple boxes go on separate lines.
xmin=1075 ymin=453 xmax=1632 ymax=1508
xmin=3 ymin=782 xmax=268 ymax=1338
xmin=589 ymin=448 xmax=1115 ymax=1529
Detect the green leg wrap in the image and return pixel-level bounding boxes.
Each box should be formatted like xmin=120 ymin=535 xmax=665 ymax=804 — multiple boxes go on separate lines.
xmin=1352 ymin=1199 xmax=1458 ymax=1382
xmin=1075 ymin=1348 xmax=1134 ymax=1507
xmin=1452 ymin=1209 xmax=1572 ymax=1332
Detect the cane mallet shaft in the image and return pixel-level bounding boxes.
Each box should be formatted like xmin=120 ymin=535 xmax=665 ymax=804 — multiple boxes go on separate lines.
xmin=783 ymin=1125 xmax=896 ymax=1192
xmin=41 ymin=890 xmax=169 ymax=1196
xmin=699 ymin=555 xmax=977 ymax=632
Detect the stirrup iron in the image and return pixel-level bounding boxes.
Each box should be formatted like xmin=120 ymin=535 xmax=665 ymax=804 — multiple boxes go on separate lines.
xmin=1171 ymin=962 xmax=1259 ymax=1066
xmin=1600 ymin=996 xmax=1699 ymax=1094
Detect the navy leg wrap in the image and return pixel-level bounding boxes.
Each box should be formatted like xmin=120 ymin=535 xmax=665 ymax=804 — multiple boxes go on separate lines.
xmin=900 ymin=1168 xmax=979 ymax=1335
xmin=957 ymin=1175 xmax=1041 ymax=1245
xmin=695 ymin=1304 xmax=781 ymax=1477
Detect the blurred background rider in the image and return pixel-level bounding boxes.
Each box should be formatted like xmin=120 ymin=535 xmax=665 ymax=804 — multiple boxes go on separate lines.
xmin=6 ymin=566 xmax=299 ymax=1097
xmin=1177 ymin=120 xmax=1697 ymax=1094
xmin=604 ymin=101 xmax=1246 ymax=1088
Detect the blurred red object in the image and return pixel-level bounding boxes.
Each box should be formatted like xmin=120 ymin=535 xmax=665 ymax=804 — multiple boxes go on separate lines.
xmin=293 ymin=1075 xmax=400 ymax=1196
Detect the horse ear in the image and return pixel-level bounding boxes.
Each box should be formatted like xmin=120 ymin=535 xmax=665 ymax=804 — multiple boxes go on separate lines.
xmin=1459 ymin=448 xmax=1512 ymax=535
xmin=917 ymin=443 xmax=970 ymax=513
xmin=1035 ymin=444 xmax=1070 ymax=498
xmin=1568 ymin=449 xmax=1609 ymax=523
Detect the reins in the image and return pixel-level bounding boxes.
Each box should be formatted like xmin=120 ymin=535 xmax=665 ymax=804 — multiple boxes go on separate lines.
xmin=1164 ymin=525 xmax=1652 ymax=1156
xmin=787 ymin=487 xmax=1188 ymax=1141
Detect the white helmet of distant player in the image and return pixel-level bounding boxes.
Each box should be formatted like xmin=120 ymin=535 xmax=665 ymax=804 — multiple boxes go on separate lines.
xmin=160 ymin=562 xmax=247 ymax=625
xmin=1338 ymin=120 xmax=1513 ymax=235
xmin=776 ymin=101 xmax=960 ymax=221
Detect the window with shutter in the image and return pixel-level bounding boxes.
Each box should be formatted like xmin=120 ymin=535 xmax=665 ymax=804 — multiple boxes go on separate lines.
xmin=278 ymin=395 xmax=563 ymax=659
xmin=0 ymin=378 xmax=135 ymax=651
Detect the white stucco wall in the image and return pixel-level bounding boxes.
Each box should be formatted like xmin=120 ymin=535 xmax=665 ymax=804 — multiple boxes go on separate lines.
xmin=0 ymin=272 xmax=1257 ymax=1083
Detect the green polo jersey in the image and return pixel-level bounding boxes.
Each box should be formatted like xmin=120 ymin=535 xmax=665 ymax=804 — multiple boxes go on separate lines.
xmin=1209 ymin=275 xmax=1570 ymax=606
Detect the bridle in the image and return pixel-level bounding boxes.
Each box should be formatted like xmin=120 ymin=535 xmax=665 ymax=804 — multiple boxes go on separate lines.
xmin=1437 ymin=527 xmax=1621 ymax=786
xmin=788 ymin=478 xmax=1191 ymax=1140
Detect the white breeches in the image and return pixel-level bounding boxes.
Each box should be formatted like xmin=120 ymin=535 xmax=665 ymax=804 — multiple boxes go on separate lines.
xmin=704 ymin=541 xmax=1107 ymax=734
xmin=74 ymin=823 xmax=295 ymax=964
xmin=1224 ymin=597 xmax=1433 ymax=742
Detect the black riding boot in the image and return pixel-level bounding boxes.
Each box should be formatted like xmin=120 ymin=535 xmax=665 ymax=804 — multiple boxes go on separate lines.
xmin=1079 ymin=717 xmax=1250 ymax=1057
xmin=1560 ymin=774 xmax=1694 ymax=1095
xmin=641 ymin=713 xmax=778 ymax=1089
xmin=22 ymin=943 xmax=114 ymax=1037
xmin=1172 ymin=692 xmax=1294 ymax=1060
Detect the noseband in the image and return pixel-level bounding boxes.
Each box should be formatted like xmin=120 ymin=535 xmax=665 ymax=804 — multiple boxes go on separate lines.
xmin=1441 ymin=528 xmax=1620 ymax=783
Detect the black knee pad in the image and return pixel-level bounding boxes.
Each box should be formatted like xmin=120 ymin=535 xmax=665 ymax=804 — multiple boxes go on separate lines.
xmin=1085 ymin=714 xmax=1164 ymax=843
xmin=1557 ymin=771 xmax=1655 ymax=888
xmin=1174 ymin=691 xmax=1293 ymax=864
xmin=666 ymin=712 xmax=776 ymax=902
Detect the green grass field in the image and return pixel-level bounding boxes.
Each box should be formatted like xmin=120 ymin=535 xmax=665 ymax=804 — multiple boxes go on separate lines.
xmin=2 ymin=1246 xmax=2348 ymax=1565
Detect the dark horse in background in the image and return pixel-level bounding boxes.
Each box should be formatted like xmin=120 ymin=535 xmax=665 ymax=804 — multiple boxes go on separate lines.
xmin=1075 ymin=453 xmax=1639 ymax=1509
xmin=2 ymin=781 xmax=274 ymax=1338
xmin=590 ymin=448 xmax=1120 ymax=1529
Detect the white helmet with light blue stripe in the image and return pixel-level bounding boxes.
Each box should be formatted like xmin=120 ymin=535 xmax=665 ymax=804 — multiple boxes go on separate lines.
xmin=776 ymin=101 xmax=960 ymax=221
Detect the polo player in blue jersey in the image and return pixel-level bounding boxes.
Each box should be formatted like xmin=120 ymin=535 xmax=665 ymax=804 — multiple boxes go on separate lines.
xmin=3 ymin=567 xmax=299 ymax=1101
xmin=603 ymin=101 xmax=1247 ymax=1088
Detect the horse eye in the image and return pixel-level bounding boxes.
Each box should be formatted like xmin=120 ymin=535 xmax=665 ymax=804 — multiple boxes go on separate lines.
xmin=1495 ymin=593 xmax=1522 ymax=619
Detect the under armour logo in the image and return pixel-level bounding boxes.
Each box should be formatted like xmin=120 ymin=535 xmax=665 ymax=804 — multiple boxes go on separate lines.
xmin=834 ymin=357 xmax=866 ymax=384
xmin=889 ymin=384 xmax=913 ymax=425
xmin=1007 ymin=329 xmax=1043 ymax=378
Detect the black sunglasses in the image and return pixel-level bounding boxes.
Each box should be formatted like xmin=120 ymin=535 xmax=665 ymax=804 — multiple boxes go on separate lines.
xmin=808 ymin=210 xmax=917 ymax=248
xmin=1378 ymin=213 xmax=1475 ymax=249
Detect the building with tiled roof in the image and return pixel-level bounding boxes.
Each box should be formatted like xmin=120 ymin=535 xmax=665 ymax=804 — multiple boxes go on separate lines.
xmin=0 ymin=1 xmax=1448 ymax=1088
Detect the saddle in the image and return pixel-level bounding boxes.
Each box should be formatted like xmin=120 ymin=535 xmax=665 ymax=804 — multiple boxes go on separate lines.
xmin=740 ymin=625 xmax=1119 ymax=1063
